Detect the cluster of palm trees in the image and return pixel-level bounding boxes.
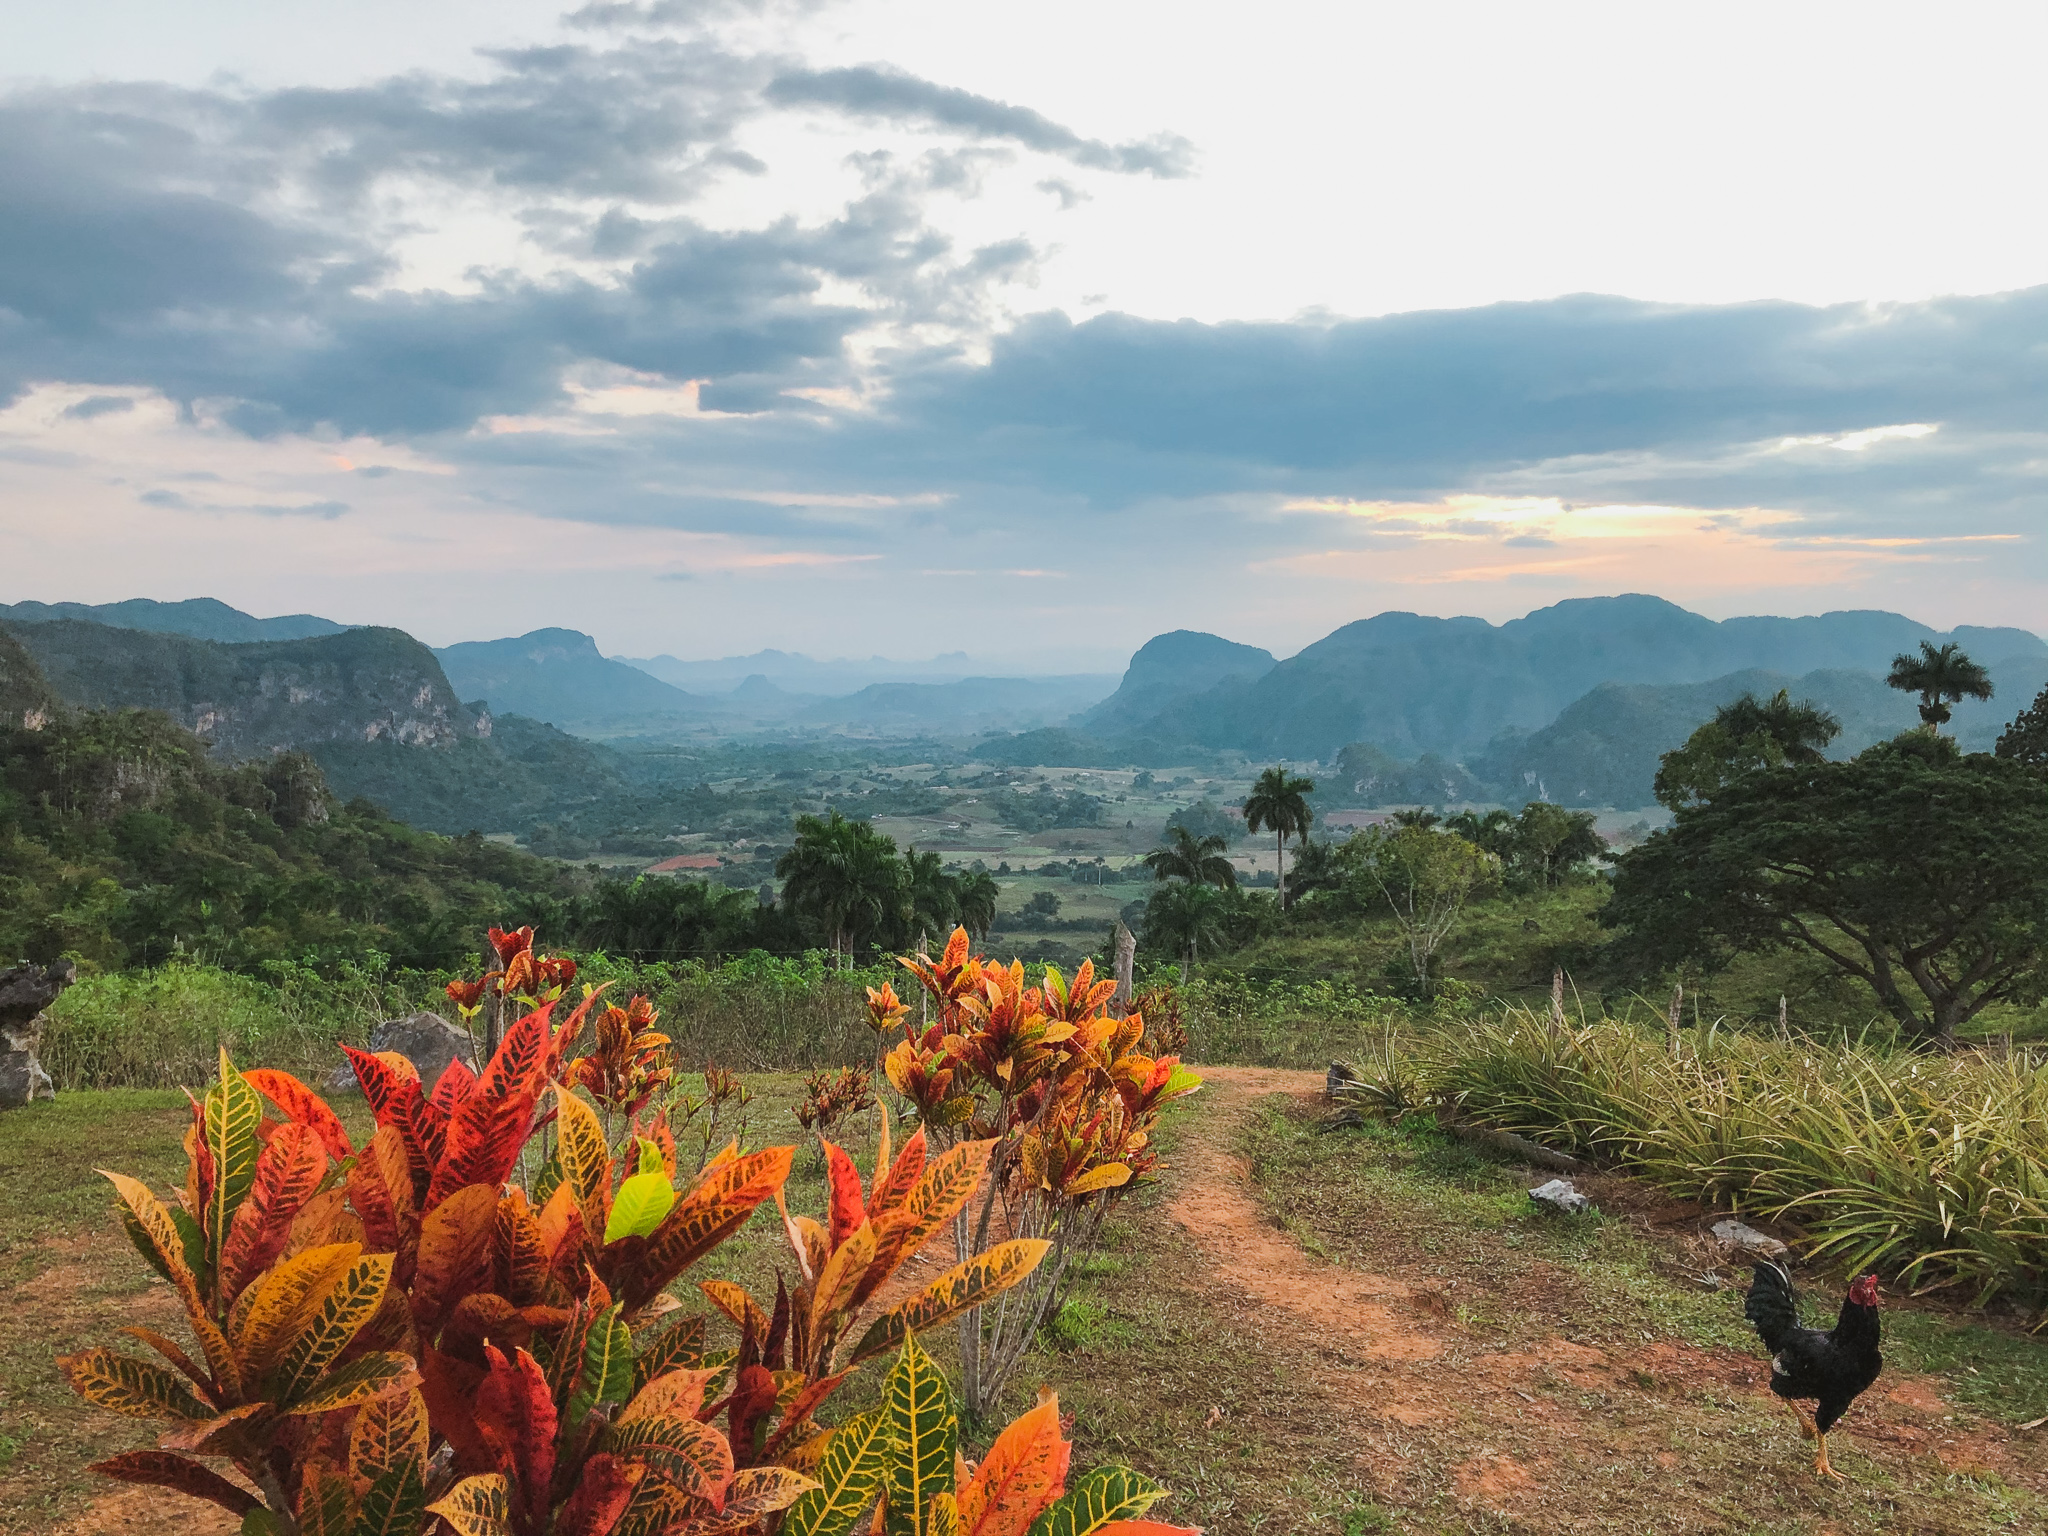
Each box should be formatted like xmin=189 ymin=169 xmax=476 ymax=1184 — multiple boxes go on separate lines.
xmin=1137 ymin=765 xmax=1316 ymax=979
xmin=774 ymin=811 xmax=998 ymax=967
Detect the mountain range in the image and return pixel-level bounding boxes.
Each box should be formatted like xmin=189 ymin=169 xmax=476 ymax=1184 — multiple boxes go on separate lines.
xmin=7 ymin=592 xmax=2047 ymax=816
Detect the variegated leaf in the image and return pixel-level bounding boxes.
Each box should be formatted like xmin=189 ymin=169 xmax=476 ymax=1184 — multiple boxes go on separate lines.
xmin=568 ymin=1303 xmax=635 ymax=1423
xmin=959 ymin=1394 xmax=1070 ymax=1536
xmin=202 ymin=1049 xmax=266 ymax=1281
xmin=351 ymin=1461 xmax=427 ymax=1536
xmin=1063 ymin=1164 xmax=1130 ymax=1198
xmin=296 ymin=1458 xmax=355 ymax=1536
xmin=619 ymin=1366 xmax=717 ymax=1425
xmin=221 ymin=1122 xmax=329 ymax=1301
xmin=426 ymin=1473 xmax=514 ymax=1536
xmin=623 ymin=1147 xmax=793 ymax=1310
xmin=271 ymin=1253 xmax=395 ymax=1406
xmin=1021 ymin=1469 xmax=1167 ymax=1536
xmin=883 ymin=1336 xmax=956 ymax=1536
xmin=781 ymin=1410 xmax=893 ymax=1536
xmin=721 ymin=1466 xmax=823 ymax=1517
xmin=409 ymin=1183 xmax=498 ymax=1332
xmin=553 ymin=1086 xmax=613 ymax=1234
xmin=347 ymin=1385 xmax=428 ymax=1486
xmin=245 ymin=1068 xmax=355 ymax=1163
xmin=849 ymin=1240 xmax=1051 ymax=1366
xmin=232 ymin=1242 xmax=361 ymax=1384
xmin=283 ymin=1352 xmax=418 ymax=1415
xmin=601 ymin=1413 xmax=734 ymax=1503
xmin=59 ymin=1349 xmax=213 ymax=1420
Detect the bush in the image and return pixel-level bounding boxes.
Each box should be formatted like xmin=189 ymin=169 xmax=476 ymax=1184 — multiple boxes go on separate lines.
xmin=1350 ymin=1009 xmax=2048 ymax=1308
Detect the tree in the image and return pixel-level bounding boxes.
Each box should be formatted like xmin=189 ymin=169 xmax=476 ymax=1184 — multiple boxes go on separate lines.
xmin=1607 ymin=734 xmax=2048 ymax=1047
xmin=899 ymin=845 xmax=960 ymax=944
xmin=953 ymin=866 xmax=999 ymax=936
xmin=1242 ymin=764 xmax=1315 ymax=910
xmin=775 ymin=810 xmax=904 ymax=966
xmin=1509 ymin=800 xmax=1605 ymax=888
xmin=1338 ymin=825 xmax=1499 ymax=997
xmin=1444 ymin=807 xmax=1515 ymax=859
xmin=1143 ymin=823 xmax=1237 ymax=889
xmin=1887 ymin=641 xmax=1992 ymax=733
xmin=1995 ymin=683 xmax=2048 ymax=768
xmin=1654 ymin=689 xmax=1841 ymax=809
xmin=1142 ymin=879 xmax=1228 ymax=981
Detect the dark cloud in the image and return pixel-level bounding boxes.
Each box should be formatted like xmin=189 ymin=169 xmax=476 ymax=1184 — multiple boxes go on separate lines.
xmin=765 ymin=66 xmax=1194 ymax=177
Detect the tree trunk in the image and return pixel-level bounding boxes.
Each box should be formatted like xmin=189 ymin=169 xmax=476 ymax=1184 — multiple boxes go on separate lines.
xmin=1276 ymin=830 xmax=1286 ymax=910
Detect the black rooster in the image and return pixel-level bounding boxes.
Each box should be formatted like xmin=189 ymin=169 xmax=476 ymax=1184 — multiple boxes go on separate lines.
xmin=1744 ymin=1263 xmax=1883 ymax=1479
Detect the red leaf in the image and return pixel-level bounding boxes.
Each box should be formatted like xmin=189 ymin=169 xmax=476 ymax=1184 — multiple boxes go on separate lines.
xmin=419 ymin=1347 xmax=491 ymax=1474
xmin=866 ymin=1127 xmax=927 ymax=1220
xmin=822 ymin=1141 xmax=866 ymax=1252
xmin=428 ymin=1057 xmax=478 ymax=1118
xmin=426 ymin=1004 xmax=558 ymax=1210
xmin=344 ymin=1046 xmax=442 ymax=1202
xmin=476 ymin=1344 xmax=558 ymax=1529
xmin=553 ymin=1452 xmax=644 ymax=1536
xmin=88 ymin=1451 xmax=259 ymax=1518
xmin=346 ymin=1124 xmax=416 ymax=1260
xmin=244 ymin=1069 xmax=354 ymax=1163
xmin=219 ymin=1121 xmax=328 ymax=1301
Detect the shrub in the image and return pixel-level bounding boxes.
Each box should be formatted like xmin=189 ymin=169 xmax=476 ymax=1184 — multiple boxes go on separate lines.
xmin=62 ymin=926 xmax=1198 ymax=1534
xmin=885 ymin=931 xmax=1204 ymax=1415
xmin=1343 ymin=1008 xmax=2048 ymax=1310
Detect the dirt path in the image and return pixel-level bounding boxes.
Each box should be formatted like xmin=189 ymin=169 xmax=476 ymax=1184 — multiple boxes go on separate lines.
xmin=1166 ymin=1066 xmax=2044 ymax=1526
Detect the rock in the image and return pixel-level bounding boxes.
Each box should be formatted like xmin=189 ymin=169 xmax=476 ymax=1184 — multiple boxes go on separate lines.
xmin=0 ymin=960 xmax=74 ymax=1109
xmin=1711 ymin=1218 xmax=1789 ymax=1259
xmin=1326 ymin=1060 xmax=1363 ymax=1096
xmin=1528 ymin=1178 xmax=1594 ymax=1215
xmin=325 ymin=1011 xmax=477 ymax=1095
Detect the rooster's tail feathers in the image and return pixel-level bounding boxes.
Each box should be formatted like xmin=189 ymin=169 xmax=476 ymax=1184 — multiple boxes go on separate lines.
xmin=1744 ymin=1260 xmax=1800 ymax=1355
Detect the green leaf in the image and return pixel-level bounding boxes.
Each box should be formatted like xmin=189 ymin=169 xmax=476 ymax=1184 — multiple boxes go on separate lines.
xmin=635 ymin=1137 xmax=665 ymax=1177
xmin=530 ymin=1154 xmax=563 ymax=1208
xmin=604 ymin=1170 xmax=677 ymax=1245
xmin=882 ymin=1337 xmax=955 ymax=1536
xmin=568 ymin=1304 xmax=635 ymax=1423
xmin=351 ymin=1460 xmax=426 ymax=1536
xmin=781 ymin=1410 xmax=893 ymax=1536
xmin=205 ymin=1050 xmax=265 ymax=1278
xmin=1025 ymin=1468 xmax=1166 ymax=1536
xmin=242 ymin=1511 xmax=286 ymax=1536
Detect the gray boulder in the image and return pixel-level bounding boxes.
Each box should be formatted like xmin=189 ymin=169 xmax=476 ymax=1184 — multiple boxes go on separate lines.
xmin=0 ymin=960 xmax=74 ymax=1109
xmin=326 ymin=1011 xmax=477 ymax=1096
xmin=1711 ymin=1218 xmax=1789 ymax=1260
xmin=1528 ymin=1178 xmax=1595 ymax=1215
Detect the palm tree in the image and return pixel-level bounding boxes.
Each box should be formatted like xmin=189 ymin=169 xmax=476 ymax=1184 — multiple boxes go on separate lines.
xmin=775 ymin=811 xmax=903 ymax=967
xmin=1887 ymin=642 xmax=1992 ymax=733
xmin=899 ymin=847 xmax=959 ymax=946
xmin=1716 ymin=689 xmax=1840 ymax=761
xmin=1142 ymin=824 xmax=1236 ymax=888
xmin=953 ymin=867 xmax=999 ymax=937
xmin=1242 ymin=765 xmax=1315 ymax=910
xmin=1142 ymin=880 xmax=1227 ymax=982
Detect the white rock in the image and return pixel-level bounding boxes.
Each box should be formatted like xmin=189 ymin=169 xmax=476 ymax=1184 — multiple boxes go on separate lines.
xmin=1528 ymin=1178 xmax=1594 ymax=1215
xmin=1711 ymin=1218 xmax=1789 ymax=1258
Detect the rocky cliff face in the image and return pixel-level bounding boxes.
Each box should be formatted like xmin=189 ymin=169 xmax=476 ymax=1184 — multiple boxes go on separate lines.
xmin=4 ymin=621 xmax=483 ymax=761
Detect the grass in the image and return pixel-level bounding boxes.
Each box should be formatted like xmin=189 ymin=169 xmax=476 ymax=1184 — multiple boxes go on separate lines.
xmin=1384 ymin=1009 xmax=2048 ymax=1308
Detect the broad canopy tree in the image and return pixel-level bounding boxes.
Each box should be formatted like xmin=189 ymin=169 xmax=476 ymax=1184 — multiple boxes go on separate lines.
xmin=1338 ymin=823 xmax=1500 ymax=997
xmin=1608 ymin=733 xmax=2048 ymax=1047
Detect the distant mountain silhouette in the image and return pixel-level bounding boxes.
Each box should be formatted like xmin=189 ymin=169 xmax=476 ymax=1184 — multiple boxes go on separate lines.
xmin=0 ymin=597 xmax=345 ymax=643
xmin=1077 ymin=630 xmax=1277 ymax=734
xmin=1117 ymin=595 xmax=2046 ymax=760
xmin=436 ymin=628 xmax=714 ymax=733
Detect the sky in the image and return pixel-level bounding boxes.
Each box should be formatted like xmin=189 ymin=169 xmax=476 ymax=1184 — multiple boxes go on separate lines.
xmin=4 ymin=0 xmax=2048 ymax=668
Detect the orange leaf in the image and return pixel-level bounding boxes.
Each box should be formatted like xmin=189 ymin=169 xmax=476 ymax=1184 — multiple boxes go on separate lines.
xmin=427 ymin=1005 xmax=556 ymax=1210
xmin=555 ymin=1452 xmax=644 ymax=1536
xmin=428 ymin=1057 xmax=478 ymax=1118
xmin=411 ymin=1184 xmax=501 ymax=1334
xmin=475 ymin=1344 xmax=557 ymax=1530
xmin=220 ymin=1121 xmax=328 ymax=1301
xmin=344 ymin=1047 xmax=441 ymax=1202
xmin=960 ymin=1394 xmax=1070 ymax=1536
xmin=245 ymin=1069 xmax=354 ymax=1163
xmin=822 ymin=1140 xmax=866 ymax=1252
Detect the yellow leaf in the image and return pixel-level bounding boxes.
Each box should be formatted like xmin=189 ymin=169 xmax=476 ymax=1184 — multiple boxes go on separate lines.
xmin=59 ymin=1349 xmax=213 ymax=1420
xmin=101 ymin=1171 xmax=239 ymax=1399
xmin=271 ymin=1254 xmax=394 ymax=1407
xmin=807 ymin=1219 xmax=878 ymax=1341
xmin=231 ymin=1243 xmax=360 ymax=1386
xmin=1065 ymin=1163 xmax=1132 ymax=1197
xmin=348 ymin=1386 xmax=428 ymax=1488
xmin=618 ymin=1367 xmax=719 ymax=1425
xmin=427 ymin=1473 xmax=513 ymax=1536
xmin=553 ymin=1086 xmax=613 ymax=1234
xmin=284 ymin=1352 xmax=418 ymax=1416
xmin=848 ymin=1239 xmax=1051 ymax=1365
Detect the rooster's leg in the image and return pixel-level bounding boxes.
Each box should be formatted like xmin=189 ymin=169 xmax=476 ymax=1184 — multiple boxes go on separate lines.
xmin=1812 ymin=1431 xmax=1845 ymax=1481
xmin=1781 ymin=1400 xmax=1817 ymax=1441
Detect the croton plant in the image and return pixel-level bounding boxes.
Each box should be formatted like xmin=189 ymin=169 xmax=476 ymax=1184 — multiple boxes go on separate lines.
xmin=61 ymin=926 xmax=1198 ymax=1535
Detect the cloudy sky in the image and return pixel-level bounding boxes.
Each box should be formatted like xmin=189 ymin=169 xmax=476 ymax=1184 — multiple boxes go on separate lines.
xmin=5 ymin=0 xmax=2048 ymax=668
